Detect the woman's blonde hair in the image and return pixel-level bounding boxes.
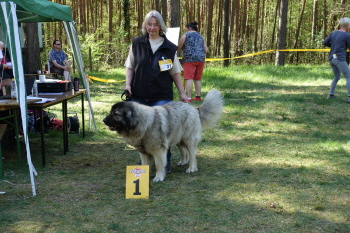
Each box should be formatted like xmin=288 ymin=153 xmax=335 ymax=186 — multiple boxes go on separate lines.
xmin=340 ymin=17 xmax=350 ymax=28
xmin=141 ymin=10 xmax=167 ymax=35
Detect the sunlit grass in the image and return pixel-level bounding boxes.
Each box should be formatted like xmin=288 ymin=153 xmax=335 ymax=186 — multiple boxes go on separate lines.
xmin=1 ymin=64 xmax=350 ymax=232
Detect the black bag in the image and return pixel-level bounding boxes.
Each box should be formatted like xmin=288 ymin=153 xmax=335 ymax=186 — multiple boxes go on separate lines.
xmin=28 ymin=109 xmax=51 ymax=133
xmin=68 ymin=114 xmax=79 ymax=133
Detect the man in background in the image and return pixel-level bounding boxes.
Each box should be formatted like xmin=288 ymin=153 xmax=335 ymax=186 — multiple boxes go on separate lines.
xmin=48 ymin=39 xmax=70 ymax=80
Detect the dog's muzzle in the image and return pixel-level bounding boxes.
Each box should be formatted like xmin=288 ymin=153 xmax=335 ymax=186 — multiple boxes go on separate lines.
xmin=103 ymin=117 xmax=117 ymax=131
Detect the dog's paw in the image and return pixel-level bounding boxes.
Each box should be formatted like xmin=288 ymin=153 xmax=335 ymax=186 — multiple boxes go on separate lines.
xmin=153 ymin=176 xmax=165 ymax=182
xmin=186 ymin=167 xmax=198 ymax=173
xmin=177 ymin=161 xmax=187 ymax=166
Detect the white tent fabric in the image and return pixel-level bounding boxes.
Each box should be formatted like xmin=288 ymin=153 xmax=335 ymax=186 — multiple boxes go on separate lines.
xmin=0 ymin=1 xmax=37 ymax=196
xmin=0 ymin=1 xmax=96 ymax=196
xmin=63 ymin=21 xmax=96 ymax=131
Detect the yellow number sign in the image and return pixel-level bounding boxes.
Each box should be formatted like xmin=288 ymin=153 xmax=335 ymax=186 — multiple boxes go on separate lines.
xmin=158 ymin=59 xmax=173 ymax=71
xmin=126 ymin=165 xmax=149 ymax=199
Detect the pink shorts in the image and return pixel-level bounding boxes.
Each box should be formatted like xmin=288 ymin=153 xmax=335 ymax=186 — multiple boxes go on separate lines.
xmin=183 ymin=62 xmax=205 ymax=81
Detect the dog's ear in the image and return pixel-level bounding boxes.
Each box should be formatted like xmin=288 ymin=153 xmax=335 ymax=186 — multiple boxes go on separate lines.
xmin=110 ymin=102 xmax=125 ymax=120
xmin=123 ymin=103 xmax=138 ymax=129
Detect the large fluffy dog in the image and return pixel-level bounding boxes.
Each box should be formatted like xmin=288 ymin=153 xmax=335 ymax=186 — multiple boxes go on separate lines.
xmin=103 ymin=90 xmax=223 ymax=182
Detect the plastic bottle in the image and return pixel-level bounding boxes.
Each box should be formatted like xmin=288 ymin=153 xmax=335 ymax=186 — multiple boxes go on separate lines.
xmin=73 ymin=77 xmax=79 ymax=91
xmin=32 ymin=80 xmax=38 ymax=97
xmin=11 ymin=80 xmax=16 ymax=100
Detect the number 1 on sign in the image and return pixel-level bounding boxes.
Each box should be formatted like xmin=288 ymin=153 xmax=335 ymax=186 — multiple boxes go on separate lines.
xmin=126 ymin=165 xmax=149 ymax=199
xmin=133 ymin=179 xmax=141 ymax=195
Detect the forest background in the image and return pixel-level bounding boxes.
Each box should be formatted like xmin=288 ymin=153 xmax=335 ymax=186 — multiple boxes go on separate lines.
xmin=22 ymin=0 xmax=349 ymax=72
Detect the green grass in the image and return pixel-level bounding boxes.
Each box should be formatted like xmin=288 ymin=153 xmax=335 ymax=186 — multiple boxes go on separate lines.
xmin=1 ymin=64 xmax=350 ymax=232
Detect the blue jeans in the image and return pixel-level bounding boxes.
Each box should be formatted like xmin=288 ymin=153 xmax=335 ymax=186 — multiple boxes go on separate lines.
xmin=131 ymin=98 xmax=172 ymax=165
xmin=131 ymin=98 xmax=171 ymax=106
xmin=329 ymin=58 xmax=350 ymax=96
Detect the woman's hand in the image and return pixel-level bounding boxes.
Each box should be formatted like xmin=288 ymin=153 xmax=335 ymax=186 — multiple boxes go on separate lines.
xmin=124 ymin=85 xmax=132 ymax=96
xmin=171 ymin=73 xmax=188 ymax=103
xmin=180 ymin=93 xmax=188 ymax=103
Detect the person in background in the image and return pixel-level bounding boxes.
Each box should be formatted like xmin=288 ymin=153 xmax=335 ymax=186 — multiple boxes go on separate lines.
xmin=0 ymin=63 xmax=11 ymax=95
xmin=0 ymin=41 xmax=13 ymax=95
xmin=48 ymin=39 xmax=70 ymax=79
xmin=323 ymin=17 xmax=350 ymax=103
xmin=177 ymin=21 xmax=208 ymax=102
xmin=124 ymin=10 xmax=187 ymax=173
xmin=0 ymin=61 xmax=12 ymax=143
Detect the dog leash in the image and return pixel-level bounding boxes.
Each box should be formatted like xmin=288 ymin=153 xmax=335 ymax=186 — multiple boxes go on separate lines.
xmin=121 ymin=90 xmax=131 ymax=101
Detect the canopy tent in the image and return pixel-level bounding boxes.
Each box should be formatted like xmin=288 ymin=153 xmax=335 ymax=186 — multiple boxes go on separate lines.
xmin=0 ymin=0 xmax=96 ymax=196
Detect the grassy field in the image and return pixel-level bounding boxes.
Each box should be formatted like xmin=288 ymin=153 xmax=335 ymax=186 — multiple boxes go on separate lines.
xmin=1 ymin=64 xmax=350 ymax=232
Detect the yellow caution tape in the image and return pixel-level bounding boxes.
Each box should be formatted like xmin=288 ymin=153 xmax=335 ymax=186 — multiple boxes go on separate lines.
xmin=87 ymin=49 xmax=333 ymax=83
xmin=277 ymin=49 xmax=330 ymax=52
xmin=87 ymin=75 xmax=125 ymax=83
xmin=204 ymin=48 xmax=331 ymax=61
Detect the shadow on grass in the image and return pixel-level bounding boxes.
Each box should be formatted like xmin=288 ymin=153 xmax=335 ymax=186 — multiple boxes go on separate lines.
xmin=1 ymin=66 xmax=350 ymax=232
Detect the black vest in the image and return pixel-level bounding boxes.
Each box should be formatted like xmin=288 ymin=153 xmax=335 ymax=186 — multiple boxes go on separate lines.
xmin=131 ymin=35 xmax=178 ymax=101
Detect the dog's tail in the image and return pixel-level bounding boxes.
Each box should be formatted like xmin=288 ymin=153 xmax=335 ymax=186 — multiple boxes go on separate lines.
xmin=198 ymin=89 xmax=224 ymax=130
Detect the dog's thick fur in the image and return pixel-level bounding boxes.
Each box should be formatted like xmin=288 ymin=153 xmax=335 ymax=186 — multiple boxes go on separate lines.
xmin=103 ymin=90 xmax=223 ymax=182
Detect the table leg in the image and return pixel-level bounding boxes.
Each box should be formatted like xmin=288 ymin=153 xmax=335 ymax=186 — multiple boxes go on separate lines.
xmin=12 ymin=109 xmax=21 ymax=163
xmin=62 ymin=100 xmax=68 ymax=154
xmin=81 ymin=93 xmax=85 ymax=138
xmin=0 ymin=145 xmax=3 ymax=177
xmin=39 ymin=109 xmax=46 ymax=167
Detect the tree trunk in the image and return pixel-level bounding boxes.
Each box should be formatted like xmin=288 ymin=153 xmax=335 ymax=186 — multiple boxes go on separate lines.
xmin=323 ymin=0 xmax=327 ymax=62
xmin=79 ymin=0 xmax=86 ymax=34
xmin=23 ymin=23 xmax=41 ymax=73
xmin=275 ymin=0 xmax=288 ymax=66
xmin=290 ymin=0 xmax=306 ymax=63
xmin=260 ymin=0 xmax=266 ymax=51
xmin=100 ymin=0 xmax=103 ymax=28
xmin=229 ymin=0 xmax=235 ymax=44
xmin=223 ymin=0 xmax=230 ymax=67
xmin=215 ymin=0 xmax=223 ymax=57
xmin=86 ymin=0 xmax=90 ymax=32
xmin=197 ymin=0 xmax=201 ymax=31
xmin=234 ymin=0 xmax=240 ymax=56
xmin=293 ymin=0 xmax=306 ymax=49
xmin=122 ymin=0 xmax=130 ymax=41
xmin=241 ymin=0 xmax=247 ymax=37
xmin=109 ymin=0 xmax=113 ymax=38
xmin=161 ymin=0 xmax=167 ymax=24
xmin=155 ymin=0 xmax=160 ymax=12
xmin=312 ymin=0 xmax=318 ymax=41
xmin=186 ymin=1 xmax=191 ymax=23
xmin=136 ymin=0 xmax=143 ymax=30
xmin=167 ymin=0 xmax=180 ymax=27
xmin=270 ymin=0 xmax=281 ymax=62
xmin=253 ymin=0 xmax=260 ymax=52
xmin=206 ymin=0 xmax=213 ymax=52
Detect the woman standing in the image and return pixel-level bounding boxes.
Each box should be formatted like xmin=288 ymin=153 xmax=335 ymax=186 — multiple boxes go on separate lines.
xmin=323 ymin=17 xmax=350 ymax=102
xmin=178 ymin=21 xmax=208 ymax=102
xmin=124 ymin=10 xmax=187 ymax=173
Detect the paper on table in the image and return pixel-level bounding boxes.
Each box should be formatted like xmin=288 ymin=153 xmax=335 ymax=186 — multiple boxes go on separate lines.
xmin=33 ymin=98 xmax=56 ymax=103
xmin=26 ymin=96 xmax=42 ymax=100
xmin=38 ymin=92 xmax=64 ymax=95
xmin=27 ymin=96 xmax=56 ymax=103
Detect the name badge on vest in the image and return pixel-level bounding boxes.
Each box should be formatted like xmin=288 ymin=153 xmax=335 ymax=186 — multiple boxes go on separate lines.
xmin=158 ymin=57 xmax=173 ymax=71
